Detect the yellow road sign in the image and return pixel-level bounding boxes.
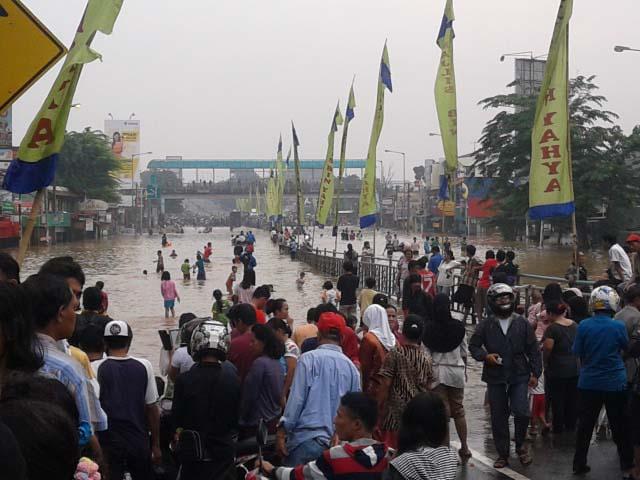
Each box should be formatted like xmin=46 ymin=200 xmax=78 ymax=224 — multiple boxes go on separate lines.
xmin=0 ymin=0 xmax=67 ymax=113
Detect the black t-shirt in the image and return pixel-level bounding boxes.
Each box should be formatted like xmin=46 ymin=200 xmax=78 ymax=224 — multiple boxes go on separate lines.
xmin=543 ymin=322 xmax=579 ymax=378
xmin=70 ymin=312 xmax=111 ymax=347
xmin=172 ymin=362 xmax=241 ymax=458
xmin=337 ymin=273 xmax=359 ymax=306
xmin=95 ymin=357 xmax=157 ymax=447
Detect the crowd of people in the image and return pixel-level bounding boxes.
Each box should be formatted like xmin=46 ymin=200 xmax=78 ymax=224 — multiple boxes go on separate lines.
xmin=3 ymin=229 xmax=640 ymax=480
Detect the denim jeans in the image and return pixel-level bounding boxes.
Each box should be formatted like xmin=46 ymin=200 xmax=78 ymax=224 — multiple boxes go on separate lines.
xmin=284 ymin=437 xmax=329 ymax=467
xmin=487 ymin=382 xmax=530 ymax=458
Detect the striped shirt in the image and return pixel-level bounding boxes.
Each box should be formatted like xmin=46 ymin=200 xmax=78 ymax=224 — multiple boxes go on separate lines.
xmin=275 ymin=438 xmax=389 ymax=479
xmin=389 ymin=446 xmax=458 ymax=480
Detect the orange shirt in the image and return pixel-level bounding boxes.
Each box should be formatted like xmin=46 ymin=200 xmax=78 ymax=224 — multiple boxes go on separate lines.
xmin=359 ymin=332 xmax=388 ymax=393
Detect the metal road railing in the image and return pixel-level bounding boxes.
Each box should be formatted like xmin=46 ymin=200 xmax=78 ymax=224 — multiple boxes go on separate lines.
xmin=286 ymin=244 xmax=595 ymax=323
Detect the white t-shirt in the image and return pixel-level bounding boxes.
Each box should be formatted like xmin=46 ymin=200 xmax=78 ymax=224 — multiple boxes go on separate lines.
xmin=284 ymin=339 xmax=300 ymax=360
xmin=428 ymin=336 xmax=468 ymax=389
xmin=171 ymin=346 xmax=195 ymax=374
xmin=498 ymin=317 xmax=511 ymax=335
xmin=437 ymin=260 xmax=460 ymax=287
xmin=234 ymin=284 xmax=255 ymax=304
xmin=324 ymin=289 xmax=337 ymax=306
xmin=609 ymin=243 xmax=633 ymax=281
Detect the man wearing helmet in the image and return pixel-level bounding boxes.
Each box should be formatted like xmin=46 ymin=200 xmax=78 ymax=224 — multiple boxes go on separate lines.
xmin=469 ymin=283 xmax=541 ymax=469
xmin=572 ymin=286 xmax=633 ymax=477
xmin=171 ymin=320 xmax=241 ymax=479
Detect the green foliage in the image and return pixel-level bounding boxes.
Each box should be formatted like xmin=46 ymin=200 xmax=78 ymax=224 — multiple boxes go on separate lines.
xmin=473 ymin=75 xmax=640 ymax=243
xmin=57 ymin=128 xmax=121 ymax=203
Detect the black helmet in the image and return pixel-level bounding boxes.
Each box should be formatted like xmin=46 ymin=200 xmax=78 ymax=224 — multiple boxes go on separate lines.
xmin=487 ymin=283 xmax=515 ymax=318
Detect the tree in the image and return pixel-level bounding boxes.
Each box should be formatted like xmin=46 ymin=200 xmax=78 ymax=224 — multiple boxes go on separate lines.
xmin=57 ymin=128 xmax=121 ymax=203
xmin=473 ymin=75 xmax=640 ymax=244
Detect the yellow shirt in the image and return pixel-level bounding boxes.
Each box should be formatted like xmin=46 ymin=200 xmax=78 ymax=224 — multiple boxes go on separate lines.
xmin=69 ymin=345 xmax=95 ymax=379
xmin=358 ymin=288 xmax=377 ymax=318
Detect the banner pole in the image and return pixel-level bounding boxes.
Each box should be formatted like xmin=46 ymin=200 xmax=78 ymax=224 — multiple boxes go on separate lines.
xmin=17 ymin=189 xmax=45 ymax=266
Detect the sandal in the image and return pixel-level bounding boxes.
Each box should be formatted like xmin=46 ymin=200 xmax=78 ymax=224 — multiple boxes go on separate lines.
xmin=516 ymin=446 xmax=533 ymax=466
xmin=494 ymin=457 xmax=509 ymax=469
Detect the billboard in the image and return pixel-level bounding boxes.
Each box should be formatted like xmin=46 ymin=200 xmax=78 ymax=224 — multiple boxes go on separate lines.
xmin=104 ymin=119 xmax=140 ymax=182
xmin=514 ymin=58 xmax=546 ymax=97
xmin=0 ymin=107 xmax=12 ymax=161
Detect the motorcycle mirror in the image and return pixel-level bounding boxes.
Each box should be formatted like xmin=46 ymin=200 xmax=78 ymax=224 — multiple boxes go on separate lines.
xmin=256 ymin=418 xmax=269 ymax=448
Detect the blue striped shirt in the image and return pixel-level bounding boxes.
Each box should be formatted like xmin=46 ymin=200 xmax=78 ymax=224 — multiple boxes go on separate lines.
xmin=38 ymin=334 xmax=108 ymax=444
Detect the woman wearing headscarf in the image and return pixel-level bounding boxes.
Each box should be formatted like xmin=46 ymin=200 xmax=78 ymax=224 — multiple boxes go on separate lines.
xmin=372 ymin=315 xmax=433 ymax=449
xmin=423 ymin=293 xmax=470 ymax=460
xmin=360 ymin=304 xmax=396 ymax=393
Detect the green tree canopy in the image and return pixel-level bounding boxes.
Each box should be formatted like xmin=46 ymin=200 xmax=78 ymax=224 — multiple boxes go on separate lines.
xmin=473 ymin=75 xmax=640 ymax=244
xmin=57 ymin=128 xmax=121 ymax=203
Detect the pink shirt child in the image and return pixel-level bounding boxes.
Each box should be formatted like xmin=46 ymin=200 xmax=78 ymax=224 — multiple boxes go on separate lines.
xmin=161 ymin=280 xmax=178 ymax=301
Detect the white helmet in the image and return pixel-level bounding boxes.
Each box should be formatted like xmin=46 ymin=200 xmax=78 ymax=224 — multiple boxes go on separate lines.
xmin=487 ymin=283 xmax=515 ymax=318
xmin=189 ymin=319 xmax=230 ymax=361
xmin=589 ymin=285 xmax=620 ymax=313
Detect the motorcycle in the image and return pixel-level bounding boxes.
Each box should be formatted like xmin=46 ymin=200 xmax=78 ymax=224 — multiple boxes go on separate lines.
xmin=234 ymin=419 xmax=274 ymax=480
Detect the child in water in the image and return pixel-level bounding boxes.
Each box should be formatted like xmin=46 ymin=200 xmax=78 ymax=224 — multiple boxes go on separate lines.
xmin=181 ymin=259 xmax=191 ymax=280
xmin=169 ymin=249 xmax=178 ymax=258
xmin=160 ymin=271 xmax=180 ymax=318
xmin=226 ymin=265 xmax=237 ymax=296
xmin=211 ymin=289 xmax=231 ymax=325
xmin=296 ymin=272 xmax=306 ymax=287
xmin=156 ymin=250 xmax=164 ymax=273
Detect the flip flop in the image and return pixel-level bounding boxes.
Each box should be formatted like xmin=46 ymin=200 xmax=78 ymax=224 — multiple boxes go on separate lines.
xmin=494 ymin=457 xmax=509 ymax=469
xmin=516 ymin=447 xmax=533 ymax=466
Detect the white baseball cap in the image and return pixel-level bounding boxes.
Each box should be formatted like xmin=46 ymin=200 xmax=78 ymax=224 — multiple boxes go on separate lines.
xmin=104 ymin=320 xmax=131 ymax=338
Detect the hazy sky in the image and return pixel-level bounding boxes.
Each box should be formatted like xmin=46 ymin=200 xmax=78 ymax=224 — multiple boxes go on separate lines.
xmin=11 ymin=0 xmax=640 ymax=180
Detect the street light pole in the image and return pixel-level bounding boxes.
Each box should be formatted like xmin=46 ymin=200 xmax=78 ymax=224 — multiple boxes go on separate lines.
xmin=614 ymin=45 xmax=640 ymax=53
xmin=384 ymin=149 xmax=407 ymax=234
xmin=131 ymin=151 xmax=153 ymax=233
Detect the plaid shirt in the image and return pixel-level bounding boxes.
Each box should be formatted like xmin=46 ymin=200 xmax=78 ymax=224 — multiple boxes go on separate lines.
xmin=460 ymin=256 xmax=483 ymax=287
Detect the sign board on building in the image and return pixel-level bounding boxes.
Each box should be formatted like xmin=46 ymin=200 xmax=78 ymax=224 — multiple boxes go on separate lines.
xmin=79 ymin=199 xmax=109 ymax=212
xmin=85 ymin=218 xmax=94 ymax=232
xmin=104 ymin=119 xmax=140 ymax=182
xmin=0 ymin=0 xmax=67 ymax=112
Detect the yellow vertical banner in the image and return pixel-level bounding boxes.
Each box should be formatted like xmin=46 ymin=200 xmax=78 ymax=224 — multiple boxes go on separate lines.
xmin=359 ymin=42 xmax=392 ymax=228
xmin=316 ymin=103 xmax=343 ymax=226
xmin=334 ymin=81 xmax=356 ymax=228
xmin=529 ymin=0 xmax=574 ymax=219
xmin=434 ymin=0 xmax=458 ymax=178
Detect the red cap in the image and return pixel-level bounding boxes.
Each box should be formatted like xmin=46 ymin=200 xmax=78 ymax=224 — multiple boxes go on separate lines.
xmin=317 ymin=312 xmax=346 ymax=333
xmin=626 ymin=234 xmax=640 ymax=243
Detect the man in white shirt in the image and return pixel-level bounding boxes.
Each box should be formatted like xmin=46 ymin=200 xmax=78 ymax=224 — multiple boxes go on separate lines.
xmin=603 ymin=234 xmax=632 ymax=284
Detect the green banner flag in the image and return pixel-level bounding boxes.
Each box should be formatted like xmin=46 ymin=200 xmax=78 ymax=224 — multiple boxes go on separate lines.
xmin=435 ymin=0 xmax=458 ymax=178
xmin=292 ymin=121 xmax=304 ymax=226
xmin=266 ymin=168 xmax=278 ymax=219
xmin=316 ymin=103 xmax=343 ymax=226
xmin=529 ymin=0 xmax=574 ymax=219
xmin=359 ymin=43 xmax=392 ymax=228
xmin=334 ymin=81 xmax=356 ymax=228
xmin=4 ymin=0 xmax=124 ymax=193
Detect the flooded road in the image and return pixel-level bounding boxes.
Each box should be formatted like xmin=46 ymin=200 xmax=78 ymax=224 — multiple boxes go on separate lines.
xmin=13 ymin=226 xmax=615 ymax=473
